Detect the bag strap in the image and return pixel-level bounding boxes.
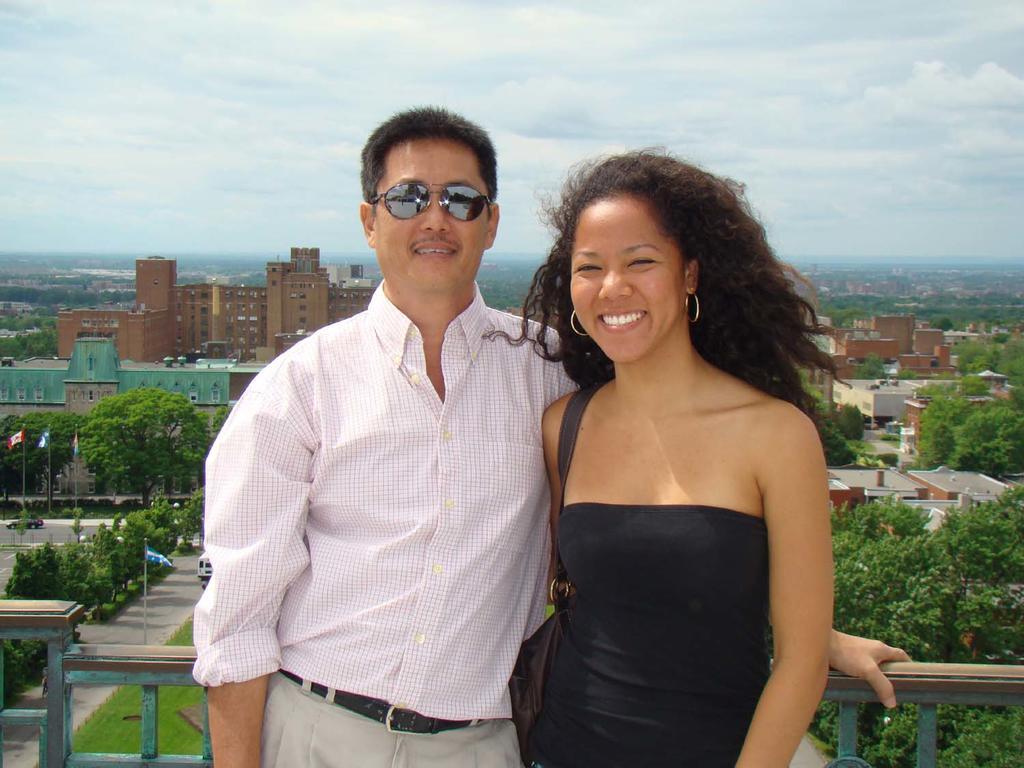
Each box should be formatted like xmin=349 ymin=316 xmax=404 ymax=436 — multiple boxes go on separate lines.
xmin=557 ymin=386 xmax=600 ymax=503
xmin=550 ymin=386 xmax=599 ymax=608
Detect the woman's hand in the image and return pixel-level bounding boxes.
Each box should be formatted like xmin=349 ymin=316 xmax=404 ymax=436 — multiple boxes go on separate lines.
xmin=828 ymin=630 xmax=911 ymax=709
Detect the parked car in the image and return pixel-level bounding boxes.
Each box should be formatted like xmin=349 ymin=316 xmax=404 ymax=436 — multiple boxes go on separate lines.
xmin=6 ymin=518 xmax=44 ymax=529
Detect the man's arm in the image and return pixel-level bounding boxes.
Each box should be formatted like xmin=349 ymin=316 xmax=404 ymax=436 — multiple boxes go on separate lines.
xmin=828 ymin=630 xmax=911 ymax=708
xmin=208 ymin=676 xmax=269 ymax=768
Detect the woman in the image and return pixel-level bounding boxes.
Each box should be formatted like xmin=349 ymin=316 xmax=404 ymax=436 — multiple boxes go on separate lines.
xmin=521 ymin=151 xmax=834 ymax=767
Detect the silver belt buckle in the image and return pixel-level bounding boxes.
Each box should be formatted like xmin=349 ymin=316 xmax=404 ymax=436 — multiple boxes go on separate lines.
xmin=384 ymin=704 xmax=398 ymax=733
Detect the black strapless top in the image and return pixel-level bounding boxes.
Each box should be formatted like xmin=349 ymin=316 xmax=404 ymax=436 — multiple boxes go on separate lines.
xmin=530 ymin=502 xmax=770 ymax=768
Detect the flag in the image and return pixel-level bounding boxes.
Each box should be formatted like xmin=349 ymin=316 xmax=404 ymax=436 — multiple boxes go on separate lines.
xmin=72 ymin=433 xmax=79 ymax=456
xmin=145 ymin=546 xmax=173 ymax=568
xmin=37 ymin=430 xmax=50 ymax=449
xmin=7 ymin=430 xmax=24 ymax=449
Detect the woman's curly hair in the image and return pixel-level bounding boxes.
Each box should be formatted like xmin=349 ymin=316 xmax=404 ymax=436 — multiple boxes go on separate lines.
xmin=520 ymin=150 xmax=835 ymax=417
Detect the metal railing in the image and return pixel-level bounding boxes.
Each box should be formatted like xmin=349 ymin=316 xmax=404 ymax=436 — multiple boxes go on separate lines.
xmin=1 ymin=600 xmax=1022 ymax=767
xmin=822 ymin=662 xmax=1024 ymax=767
xmin=0 ymin=601 xmax=210 ymax=768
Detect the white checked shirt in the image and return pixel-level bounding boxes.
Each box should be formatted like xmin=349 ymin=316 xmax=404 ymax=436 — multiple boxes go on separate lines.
xmin=193 ymin=285 xmax=573 ymax=720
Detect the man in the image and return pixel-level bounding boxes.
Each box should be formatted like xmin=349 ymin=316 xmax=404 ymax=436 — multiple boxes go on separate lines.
xmin=194 ymin=107 xmax=907 ymax=768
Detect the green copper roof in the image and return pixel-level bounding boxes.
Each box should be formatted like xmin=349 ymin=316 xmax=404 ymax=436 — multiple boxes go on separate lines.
xmin=65 ymin=338 xmax=121 ymax=382
xmin=118 ymin=370 xmax=230 ymax=405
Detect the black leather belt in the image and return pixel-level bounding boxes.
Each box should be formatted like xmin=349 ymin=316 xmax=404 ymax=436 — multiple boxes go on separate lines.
xmin=280 ymin=670 xmax=477 ymax=734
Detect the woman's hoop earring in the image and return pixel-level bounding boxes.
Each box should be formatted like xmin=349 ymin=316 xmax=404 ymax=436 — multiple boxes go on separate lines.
xmin=570 ymin=310 xmax=589 ymax=337
xmin=686 ymin=293 xmax=701 ymax=324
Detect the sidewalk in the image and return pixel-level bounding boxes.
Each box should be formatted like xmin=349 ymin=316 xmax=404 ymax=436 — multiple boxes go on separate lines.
xmin=1 ymin=554 xmax=202 ymax=768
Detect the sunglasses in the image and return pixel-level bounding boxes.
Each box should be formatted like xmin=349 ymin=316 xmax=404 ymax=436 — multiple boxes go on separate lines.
xmin=370 ymin=182 xmax=492 ymax=222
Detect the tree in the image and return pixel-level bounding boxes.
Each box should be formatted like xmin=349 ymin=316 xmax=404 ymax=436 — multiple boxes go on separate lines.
xmin=815 ymin=494 xmax=1024 ymax=766
xmin=175 ymin=488 xmax=204 ymax=547
xmin=209 ymin=405 xmax=231 ymax=446
xmin=959 ymin=375 xmax=990 ymax=396
xmin=80 ymin=388 xmax=209 ymax=506
xmin=13 ymin=412 xmax=85 ymax=508
xmin=950 ymin=406 xmax=1024 ymax=476
xmin=836 ymin=404 xmax=864 ymax=440
xmin=5 ymin=544 xmax=63 ymax=599
xmin=854 ymin=353 xmax=886 ymax=379
xmin=121 ymin=500 xmax=178 ymax=581
xmin=817 ymin=415 xmax=855 ymax=465
xmin=917 ymin=394 xmax=971 ymax=468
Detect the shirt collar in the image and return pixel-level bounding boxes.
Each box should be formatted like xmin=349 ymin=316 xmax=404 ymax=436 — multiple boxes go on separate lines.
xmin=369 ymin=283 xmax=492 ymax=364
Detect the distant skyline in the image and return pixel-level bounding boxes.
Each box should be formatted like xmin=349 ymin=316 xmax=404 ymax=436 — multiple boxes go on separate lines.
xmin=2 ymin=1 xmax=1021 ymax=260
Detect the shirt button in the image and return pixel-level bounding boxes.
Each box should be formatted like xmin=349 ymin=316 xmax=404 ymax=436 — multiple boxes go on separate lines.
xmin=409 ymin=373 xmax=421 ymax=385
xmin=442 ymin=430 xmax=452 ymax=441
xmin=432 ymin=564 xmax=443 ymax=574
xmin=414 ymin=632 xmax=426 ymax=645
xmin=443 ymin=499 xmax=454 ymax=509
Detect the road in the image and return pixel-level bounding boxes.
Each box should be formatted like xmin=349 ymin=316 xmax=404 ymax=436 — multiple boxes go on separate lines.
xmin=1 ymin=554 xmax=202 ymax=768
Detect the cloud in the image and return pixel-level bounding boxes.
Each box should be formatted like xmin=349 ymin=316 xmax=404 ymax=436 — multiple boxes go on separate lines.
xmin=0 ymin=1 xmax=1022 ymax=257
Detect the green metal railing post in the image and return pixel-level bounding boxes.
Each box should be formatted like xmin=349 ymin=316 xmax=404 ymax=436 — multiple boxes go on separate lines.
xmin=0 ymin=601 xmax=84 ymax=768
xmin=201 ymin=688 xmax=212 ymax=761
xmin=140 ymin=685 xmax=159 ymax=759
xmin=916 ymin=704 xmax=938 ymax=768
xmin=837 ymin=701 xmax=858 ymax=757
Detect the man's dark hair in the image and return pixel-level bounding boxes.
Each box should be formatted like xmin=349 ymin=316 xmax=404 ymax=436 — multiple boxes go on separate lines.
xmin=360 ymin=106 xmax=498 ymax=201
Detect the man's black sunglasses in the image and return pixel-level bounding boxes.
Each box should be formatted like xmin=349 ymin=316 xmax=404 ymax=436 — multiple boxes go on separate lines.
xmin=370 ymin=183 xmax=492 ymax=222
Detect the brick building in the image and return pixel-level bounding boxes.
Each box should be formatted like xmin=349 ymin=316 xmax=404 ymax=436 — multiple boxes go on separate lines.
xmin=57 ymin=250 xmax=374 ymax=363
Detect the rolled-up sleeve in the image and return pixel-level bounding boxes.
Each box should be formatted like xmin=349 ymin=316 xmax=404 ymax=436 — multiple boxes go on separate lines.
xmin=193 ymin=356 xmax=319 ymax=687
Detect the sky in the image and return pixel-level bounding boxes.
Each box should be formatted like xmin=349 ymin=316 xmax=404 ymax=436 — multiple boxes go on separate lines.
xmin=1 ymin=1 xmax=1022 ymax=261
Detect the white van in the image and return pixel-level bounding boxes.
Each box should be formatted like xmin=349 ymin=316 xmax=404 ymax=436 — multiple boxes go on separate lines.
xmin=198 ymin=552 xmax=213 ymax=588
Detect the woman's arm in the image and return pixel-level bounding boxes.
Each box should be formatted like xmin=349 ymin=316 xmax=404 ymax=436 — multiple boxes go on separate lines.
xmin=736 ymin=408 xmax=833 ymax=768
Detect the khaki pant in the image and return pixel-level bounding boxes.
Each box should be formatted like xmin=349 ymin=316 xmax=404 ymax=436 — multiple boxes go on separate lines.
xmin=262 ymin=673 xmax=522 ymax=768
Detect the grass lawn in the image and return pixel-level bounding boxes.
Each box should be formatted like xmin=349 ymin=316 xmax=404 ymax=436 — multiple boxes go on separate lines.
xmin=72 ymin=619 xmax=204 ymax=755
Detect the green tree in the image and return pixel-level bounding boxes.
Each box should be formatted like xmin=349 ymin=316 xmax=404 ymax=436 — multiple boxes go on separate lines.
xmin=80 ymin=388 xmax=209 ymax=506
xmin=959 ymin=375 xmax=990 ymax=396
xmin=836 ymin=404 xmax=864 ymax=440
xmin=818 ymin=415 xmax=855 ymax=465
xmin=5 ymin=544 xmax=63 ymax=599
xmin=954 ymin=340 xmax=998 ymax=375
xmin=917 ymin=394 xmax=971 ymax=468
xmin=91 ymin=523 xmax=130 ymax=599
xmin=854 ymin=353 xmax=886 ymax=379
xmin=120 ymin=500 xmax=178 ymax=581
xmin=209 ymin=405 xmax=231 ymax=446
xmin=815 ymin=494 xmax=1024 ymax=766
xmin=12 ymin=412 xmax=85 ymax=508
xmin=174 ymin=488 xmax=204 ymax=547
xmin=950 ymin=405 xmax=1024 ymax=476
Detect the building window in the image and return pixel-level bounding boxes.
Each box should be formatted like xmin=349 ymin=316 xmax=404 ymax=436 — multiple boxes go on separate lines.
xmin=87 ymin=390 xmax=94 ymax=401
xmin=211 ymin=385 xmax=221 ymax=404
xmin=17 ymin=387 xmax=26 ymax=401
xmin=34 ymin=387 xmax=43 ymax=401
xmin=189 ymin=387 xmax=199 ymax=403
xmin=0 ymin=386 xmax=7 ymax=400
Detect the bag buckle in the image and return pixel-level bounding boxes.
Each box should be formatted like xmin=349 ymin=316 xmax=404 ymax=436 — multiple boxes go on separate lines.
xmin=549 ymin=577 xmax=574 ymax=604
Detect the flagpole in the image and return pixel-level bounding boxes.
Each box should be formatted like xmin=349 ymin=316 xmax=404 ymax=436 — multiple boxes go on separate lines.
xmin=143 ymin=536 xmax=148 ymax=644
xmin=20 ymin=434 xmax=26 ymax=511
xmin=46 ymin=428 xmax=52 ymax=517
xmin=73 ymin=433 xmax=79 ymax=510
